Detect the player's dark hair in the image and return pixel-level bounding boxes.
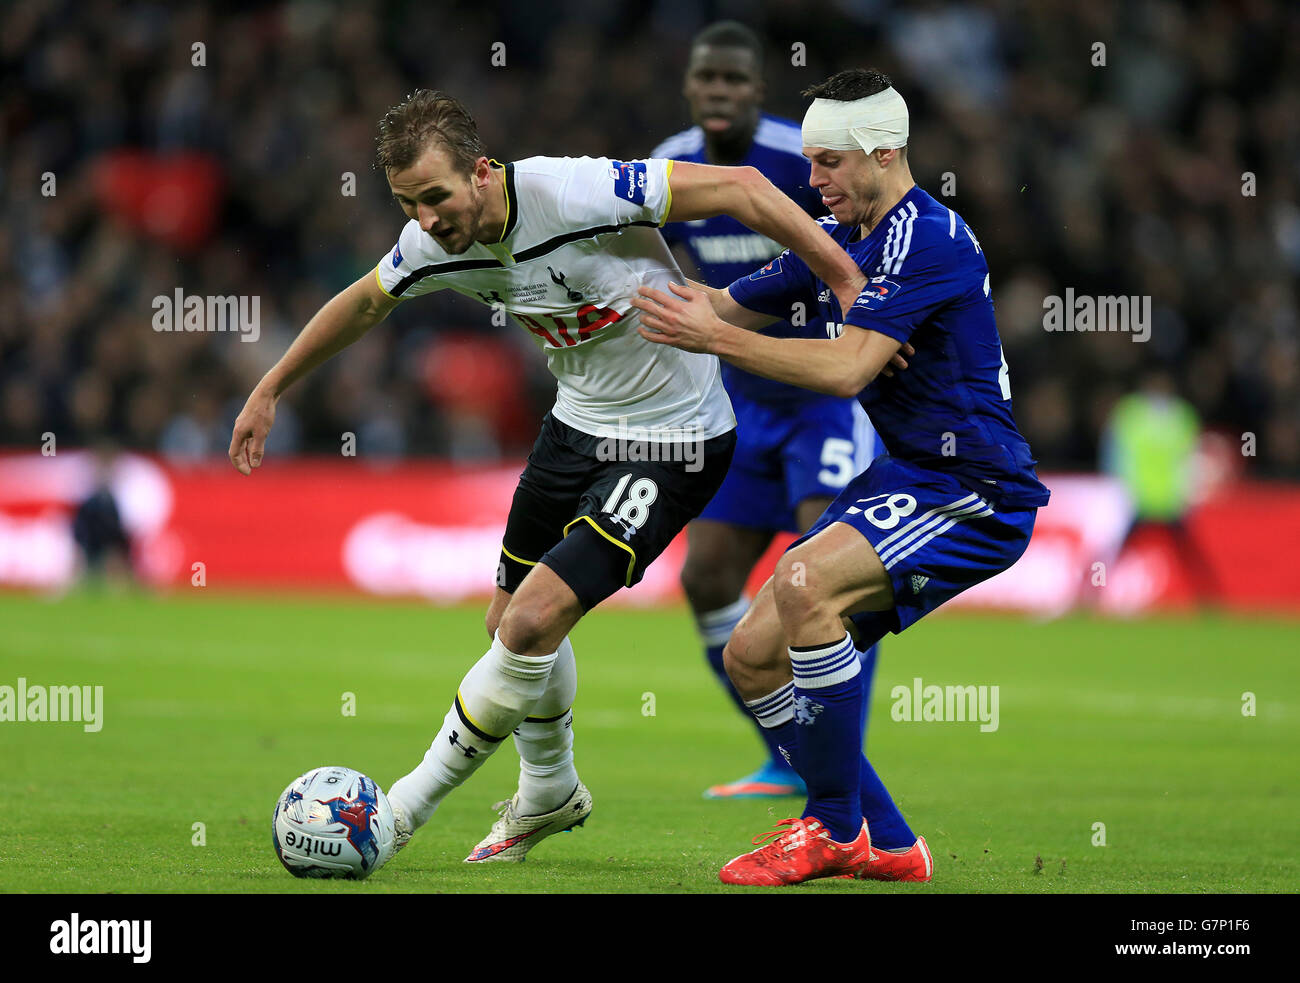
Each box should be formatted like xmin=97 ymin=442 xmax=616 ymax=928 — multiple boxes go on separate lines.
xmin=691 ymin=20 xmax=764 ymax=72
xmin=801 ymin=69 xmax=894 ymax=103
xmin=375 ymin=89 xmax=485 ymax=175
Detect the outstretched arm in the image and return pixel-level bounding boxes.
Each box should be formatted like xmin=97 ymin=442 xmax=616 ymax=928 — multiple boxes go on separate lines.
xmin=666 ymin=162 xmax=865 ymax=315
xmin=228 ymin=271 xmax=400 ymax=475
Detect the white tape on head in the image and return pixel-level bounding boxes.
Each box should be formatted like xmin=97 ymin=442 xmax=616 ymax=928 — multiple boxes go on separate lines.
xmin=801 ymin=87 xmax=909 ymax=155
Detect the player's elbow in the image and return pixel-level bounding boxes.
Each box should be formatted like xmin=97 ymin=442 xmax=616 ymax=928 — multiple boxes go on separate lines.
xmin=831 ymin=366 xmax=872 ymax=399
xmin=729 ymin=166 xmax=769 ymax=209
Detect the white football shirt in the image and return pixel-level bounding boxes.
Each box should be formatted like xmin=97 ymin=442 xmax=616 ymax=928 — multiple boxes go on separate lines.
xmin=375 ymin=156 xmax=735 ymax=442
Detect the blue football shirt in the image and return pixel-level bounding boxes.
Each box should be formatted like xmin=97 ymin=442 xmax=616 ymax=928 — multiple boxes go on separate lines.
xmin=729 ymin=186 xmax=1050 ymax=510
xmin=653 ymin=114 xmax=827 ymax=405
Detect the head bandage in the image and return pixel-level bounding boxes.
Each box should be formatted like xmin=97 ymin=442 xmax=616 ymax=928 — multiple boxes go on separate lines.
xmin=801 ymin=87 xmax=909 ymax=156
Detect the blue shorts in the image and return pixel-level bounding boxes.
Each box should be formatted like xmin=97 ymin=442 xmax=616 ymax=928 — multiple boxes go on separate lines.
xmin=790 ymin=455 xmax=1037 ymax=647
xmin=699 ymin=392 xmax=874 ymax=534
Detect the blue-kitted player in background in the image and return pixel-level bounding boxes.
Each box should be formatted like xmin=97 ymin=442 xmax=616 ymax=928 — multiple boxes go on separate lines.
xmin=652 ymin=22 xmax=901 ymax=799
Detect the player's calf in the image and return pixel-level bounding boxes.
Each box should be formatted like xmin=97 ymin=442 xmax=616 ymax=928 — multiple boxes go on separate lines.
xmin=512 ymin=635 xmax=579 ymax=817
xmin=387 ymin=579 xmax=577 ymax=839
xmin=484 ymin=586 xmax=512 ymax=639
xmin=387 ymin=632 xmax=557 ymax=834
xmin=722 ymin=578 xmax=793 ymax=701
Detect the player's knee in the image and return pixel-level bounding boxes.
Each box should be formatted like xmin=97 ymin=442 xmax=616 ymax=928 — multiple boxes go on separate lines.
xmin=772 ymin=554 xmax=830 ymax=628
xmin=496 ymin=582 xmax=579 ymax=660
xmin=678 ymin=557 xmax=706 ymax=600
xmin=680 ymin=555 xmax=739 ymax=611
xmin=497 ymin=598 xmax=562 ymax=655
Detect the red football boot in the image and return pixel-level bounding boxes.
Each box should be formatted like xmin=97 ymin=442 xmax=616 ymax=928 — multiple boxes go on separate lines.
xmin=853 ymin=835 xmax=933 ymax=882
xmin=719 ymin=817 xmax=872 ymax=886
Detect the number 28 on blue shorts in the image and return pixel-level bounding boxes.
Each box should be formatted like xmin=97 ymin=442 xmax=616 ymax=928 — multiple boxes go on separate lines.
xmin=789 ymin=455 xmax=1038 ymax=646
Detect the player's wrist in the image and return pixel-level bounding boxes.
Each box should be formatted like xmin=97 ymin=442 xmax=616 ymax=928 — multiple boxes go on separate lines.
xmin=709 ymin=318 xmax=745 ymax=359
xmin=255 ymin=374 xmax=285 ymax=403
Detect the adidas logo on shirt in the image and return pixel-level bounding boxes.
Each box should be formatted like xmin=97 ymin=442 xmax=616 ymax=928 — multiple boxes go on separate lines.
xmin=910 ymin=574 xmax=930 ymax=594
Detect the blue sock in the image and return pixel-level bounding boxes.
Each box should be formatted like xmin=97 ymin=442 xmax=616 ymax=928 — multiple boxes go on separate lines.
xmin=704 ymin=641 xmax=748 ymax=716
xmin=698 ymin=598 xmax=792 ymax=773
xmin=743 ymin=683 xmax=798 ymax=770
xmin=858 ymin=642 xmax=878 ymax=738
xmin=752 ymin=715 xmax=913 ymax=848
xmin=748 ymin=643 xmax=913 ymax=849
xmin=788 ymin=633 xmax=864 ymax=844
xmin=858 ymin=753 xmax=914 ymax=849
xmin=851 ymin=641 xmax=913 ymax=849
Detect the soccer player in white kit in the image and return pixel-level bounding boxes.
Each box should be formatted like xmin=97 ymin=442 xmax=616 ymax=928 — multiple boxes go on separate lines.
xmin=228 ymin=90 xmax=876 ymax=865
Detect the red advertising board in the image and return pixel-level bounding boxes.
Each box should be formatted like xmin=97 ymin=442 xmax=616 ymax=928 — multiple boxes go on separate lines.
xmin=1 ymin=451 xmax=1296 ymax=614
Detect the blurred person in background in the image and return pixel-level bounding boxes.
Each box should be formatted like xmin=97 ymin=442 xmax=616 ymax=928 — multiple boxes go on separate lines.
xmin=71 ymin=441 xmax=133 ymax=587
xmin=1102 ymin=367 xmax=1221 ymax=605
xmin=652 ymin=20 xmax=891 ymax=801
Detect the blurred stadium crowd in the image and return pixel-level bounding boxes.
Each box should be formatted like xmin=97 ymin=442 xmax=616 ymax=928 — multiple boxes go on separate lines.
xmin=2 ymin=0 xmax=1297 ymax=474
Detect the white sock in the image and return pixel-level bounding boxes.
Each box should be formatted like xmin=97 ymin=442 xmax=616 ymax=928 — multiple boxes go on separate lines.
xmin=744 ymin=681 xmax=795 ymax=729
xmin=513 ymin=635 xmax=578 ymax=816
xmin=389 ymin=631 xmax=556 ymax=830
xmin=694 ymin=595 xmax=750 ymax=648
xmin=745 ymin=681 xmax=796 ymax=765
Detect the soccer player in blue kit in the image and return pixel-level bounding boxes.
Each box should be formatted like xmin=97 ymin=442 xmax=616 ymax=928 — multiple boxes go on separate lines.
xmin=634 ymin=70 xmax=1051 ymax=885
xmin=653 ymin=22 xmax=900 ymax=800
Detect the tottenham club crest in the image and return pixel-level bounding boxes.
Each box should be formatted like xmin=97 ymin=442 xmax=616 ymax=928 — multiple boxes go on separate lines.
xmin=548 ymin=267 xmax=584 ymax=302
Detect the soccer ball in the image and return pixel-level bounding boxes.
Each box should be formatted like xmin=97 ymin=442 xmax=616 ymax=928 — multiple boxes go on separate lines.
xmin=272 ymin=766 xmax=396 ymax=879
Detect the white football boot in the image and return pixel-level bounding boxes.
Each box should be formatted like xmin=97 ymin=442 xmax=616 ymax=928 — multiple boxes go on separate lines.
xmin=390 ymin=800 xmax=413 ymax=855
xmin=464 ymin=781 xmax=592 ymax=863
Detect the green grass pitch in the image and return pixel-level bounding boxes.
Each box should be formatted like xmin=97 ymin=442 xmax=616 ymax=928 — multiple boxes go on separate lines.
xmin=0 ymin=590 xmax=1294 ymax=893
